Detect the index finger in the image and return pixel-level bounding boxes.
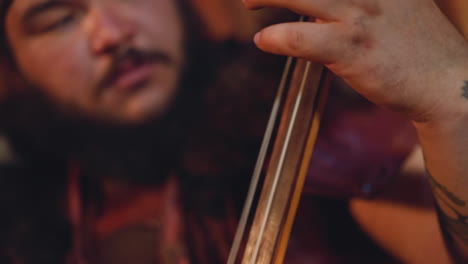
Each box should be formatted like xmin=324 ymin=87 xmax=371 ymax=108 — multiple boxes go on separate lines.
xmin=243 ymin=0 xmax=347 ymax=21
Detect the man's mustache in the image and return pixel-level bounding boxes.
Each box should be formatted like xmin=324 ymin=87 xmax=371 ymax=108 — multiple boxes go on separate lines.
xmin=96 ymin=47 xmax=173 ymax=91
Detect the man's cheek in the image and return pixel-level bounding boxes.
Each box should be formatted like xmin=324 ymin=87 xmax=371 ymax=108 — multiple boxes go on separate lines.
xmin=35 ymin=56 xmax=94 ymax=104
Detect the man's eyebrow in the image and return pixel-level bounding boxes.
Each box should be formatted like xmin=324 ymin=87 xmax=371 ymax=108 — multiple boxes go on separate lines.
xmin=22 ymin=0 xmax=70 ymax=23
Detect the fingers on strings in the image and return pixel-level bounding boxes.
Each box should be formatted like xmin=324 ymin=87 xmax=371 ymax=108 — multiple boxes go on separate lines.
xmin=254 ymin=22 xmax=345 ymax=64
xmin=243 ymin=0 xmax=348 ymax=21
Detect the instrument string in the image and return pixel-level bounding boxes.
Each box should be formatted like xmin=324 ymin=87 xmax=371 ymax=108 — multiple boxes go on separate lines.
xmin=227 ymin=55 xmax=293 ymax=264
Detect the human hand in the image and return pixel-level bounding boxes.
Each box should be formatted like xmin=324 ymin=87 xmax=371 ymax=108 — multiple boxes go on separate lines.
xmin=244 ymin=0 xmax=468 ymax=123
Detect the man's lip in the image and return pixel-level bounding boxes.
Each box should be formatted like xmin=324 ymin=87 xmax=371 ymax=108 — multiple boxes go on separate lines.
xmin=110 ymin=62 xmax=157 ymax=92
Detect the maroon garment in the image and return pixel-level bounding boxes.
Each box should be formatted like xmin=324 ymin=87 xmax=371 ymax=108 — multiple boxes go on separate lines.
xmin=304 ymin=91 xmax=418 ymax=198
xmin=284 ymin=88 xmax=419 ymax=264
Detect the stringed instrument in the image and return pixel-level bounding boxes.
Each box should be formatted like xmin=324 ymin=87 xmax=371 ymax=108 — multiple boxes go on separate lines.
xmin=226 ymin=15 xmax=331 ymax=263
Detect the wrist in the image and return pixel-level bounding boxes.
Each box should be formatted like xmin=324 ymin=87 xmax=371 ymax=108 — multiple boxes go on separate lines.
xmin=410 ymin=56 xmax=468 ymax=126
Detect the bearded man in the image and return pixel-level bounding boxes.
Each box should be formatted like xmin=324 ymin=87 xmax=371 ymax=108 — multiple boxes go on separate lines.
xmin=0 ymin=0 xmax=253 ymax=263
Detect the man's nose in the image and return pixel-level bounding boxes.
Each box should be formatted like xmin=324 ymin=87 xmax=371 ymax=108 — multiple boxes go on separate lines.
xmin=87 ymin=9 xmax=136 ymax=54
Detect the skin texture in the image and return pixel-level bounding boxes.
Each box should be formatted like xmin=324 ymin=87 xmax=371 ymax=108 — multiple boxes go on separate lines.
xmin=5 ymin=0 xmax=185 ymax=124
xmin=243 ymin=0 xmax=468 ymax=261
xmin=245 ymin=0 xmax=468 ymax=122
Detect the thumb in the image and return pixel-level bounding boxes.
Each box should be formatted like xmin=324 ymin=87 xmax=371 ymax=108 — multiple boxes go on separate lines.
xmin=254 ymin=22 xmax=343 ymax=65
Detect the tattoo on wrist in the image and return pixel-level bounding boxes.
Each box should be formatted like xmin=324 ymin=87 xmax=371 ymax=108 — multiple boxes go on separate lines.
xmin=427 ymin=170 xmax=468 ymax=244
xmin=428 ymin=171 xmax=465 ymax=206
xmin=462 ymin=81 xmax=468 ymax=99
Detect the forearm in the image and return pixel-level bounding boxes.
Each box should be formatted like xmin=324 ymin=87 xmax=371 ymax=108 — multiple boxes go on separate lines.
xmin=350 ymin=147 xmax=452 ymax=264
xmin=413 ymin=69 xmax=468 ymax=260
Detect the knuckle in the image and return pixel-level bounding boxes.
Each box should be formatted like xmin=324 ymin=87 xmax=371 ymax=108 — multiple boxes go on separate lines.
xmin=361 ymin=2 xmax=382 ymax=17
xmin=347 ymin=14 xmax=373 ymax=49
xmin=285 ymin=27 xmax=305 ymax=53
xmin=351 ymin=0 xmax=382 ymax=16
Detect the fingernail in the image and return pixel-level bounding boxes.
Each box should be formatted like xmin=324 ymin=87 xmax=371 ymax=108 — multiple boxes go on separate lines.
xmin=254 ymin=31 xmax=261 ymax=43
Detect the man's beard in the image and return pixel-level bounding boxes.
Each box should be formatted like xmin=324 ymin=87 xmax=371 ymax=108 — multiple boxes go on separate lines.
xmin=5 ymin=79 xmax=185 ymax=185
xmin=74 ymin=110 xmax=184 ymax=185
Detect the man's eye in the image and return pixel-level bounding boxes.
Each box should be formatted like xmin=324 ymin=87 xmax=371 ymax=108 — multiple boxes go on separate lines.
xmin=46 ymin=13 xmax=77 ymax=31
xmin=28 ymin=8 xmax=81 ymax=34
